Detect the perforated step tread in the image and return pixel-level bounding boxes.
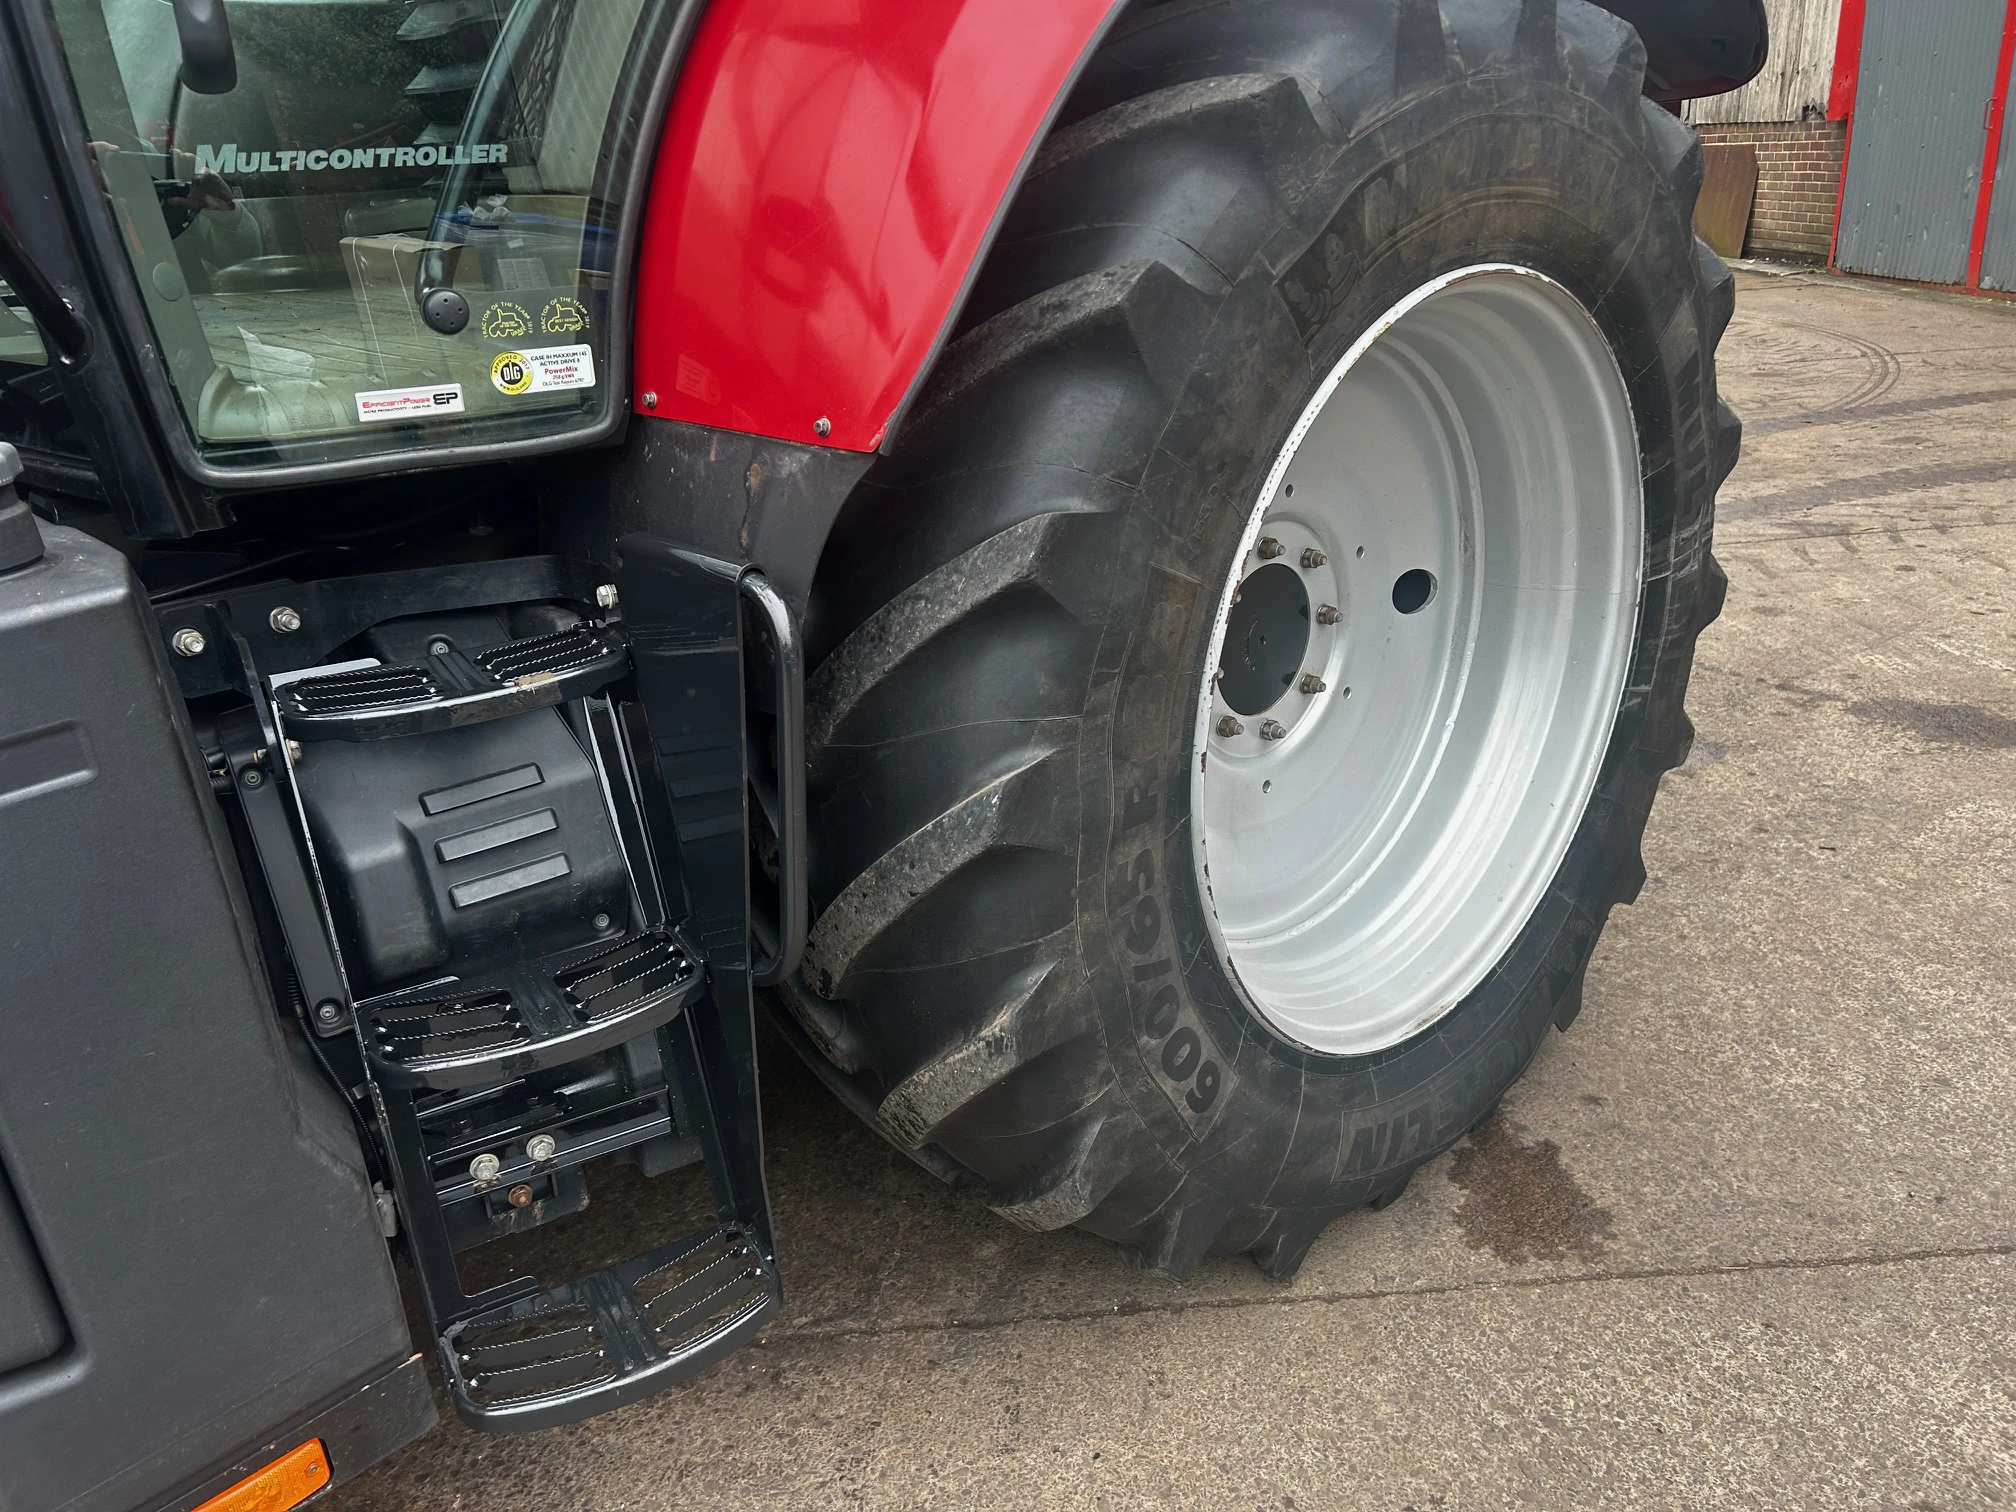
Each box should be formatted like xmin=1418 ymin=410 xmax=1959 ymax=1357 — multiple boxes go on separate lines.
xmin=442 ymin=1225 xmax=777 ymax=1429
xmin=275 ymin=624 xmax=626 ymax=740
xmin=358 ymin=929 xmax=702 ymax=1088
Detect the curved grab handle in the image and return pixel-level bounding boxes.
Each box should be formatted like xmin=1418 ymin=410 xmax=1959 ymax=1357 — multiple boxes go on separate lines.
xmin=739 ymin=572 xmax=806 ymax=988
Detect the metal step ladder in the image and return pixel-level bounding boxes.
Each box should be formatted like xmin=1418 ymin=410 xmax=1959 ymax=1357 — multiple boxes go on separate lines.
xmin=195 ymin=546 xmax=798 ymax=1430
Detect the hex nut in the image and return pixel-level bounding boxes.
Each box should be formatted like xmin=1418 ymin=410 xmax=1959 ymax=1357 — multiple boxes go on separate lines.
xmin=507 ymin=1184 xmax=534 ymax=1209
xmin=1299 ymin=673 xmax=1327 ymax=695
xmin=1316 ymin=604 xmax=1342 ymax=625
xmin=1301 ymin=547 xmax=1328 ymax=568
xmin=1256 ymin=537 xmax=1284 ymax=559
xmin=268 ymin=605 xmax=303 ymax=634
xmin=1259 ymin=719 xmax=1288 ymax=741
xmin=526 ymin=1133 xmax=558 ymax=1162
xmin=171 ymin=627 xmax=207 ymax=658
xmin=469 ymin=1153 xmax=503 ymax=1185
xmin=595 ymin=583 xmax=619 ymax=609
xmin=1216 ymin=715 xmax=1244 ymax=737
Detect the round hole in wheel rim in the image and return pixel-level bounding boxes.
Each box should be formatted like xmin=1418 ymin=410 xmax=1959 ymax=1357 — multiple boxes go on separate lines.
xmin=1391 ymin=569 xmax=1437 ymax=614
xmin=1192 ymin=266 xmax=1643 ymax=1055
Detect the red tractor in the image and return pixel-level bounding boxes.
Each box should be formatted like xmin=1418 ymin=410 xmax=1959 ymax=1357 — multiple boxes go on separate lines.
xmin=0 ymin=0 xmax=1761 ymax=1506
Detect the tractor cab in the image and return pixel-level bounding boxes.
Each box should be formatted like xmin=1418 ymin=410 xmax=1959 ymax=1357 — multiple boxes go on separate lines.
xmin=16 ymin=0 xmax=662 ymax=467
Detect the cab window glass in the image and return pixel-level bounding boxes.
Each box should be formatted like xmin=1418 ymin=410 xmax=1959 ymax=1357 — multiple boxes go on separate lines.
xmin=49 ymin=0 xmax=662 ymax=467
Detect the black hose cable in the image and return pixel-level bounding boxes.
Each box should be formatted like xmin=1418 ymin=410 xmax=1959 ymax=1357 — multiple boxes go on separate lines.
xmin=0 ymin=217 xmax=89 ymax=366
xmin=147 ymin=546 xmax=332 ymax=603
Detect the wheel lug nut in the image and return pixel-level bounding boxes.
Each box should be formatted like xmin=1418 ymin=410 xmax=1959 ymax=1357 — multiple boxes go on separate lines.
xmin=1216 ymin=716 xmax=1244 ymax=737
xmin=1316 ymin=604 xmax=1341 ymax=625
xmin=1299 ymin=673 xmax=1326 ymax=695
xmin=1300 ymin=548 xmax=1327 ymax=568
xmin=1255 ymin=537 xmax=1283 ymax=559
xmin=1259 ymin=720 xmax=1287 ymax=741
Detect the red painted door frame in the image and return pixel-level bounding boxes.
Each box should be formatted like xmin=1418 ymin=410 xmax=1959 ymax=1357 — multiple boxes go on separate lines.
xmin=1832 ymin=0 xmax=2016 ymax=292
xmin=1826 ymin=0 xmax=1865 ymax=267
xmin=1966 ymin=0 xmax=2016 ymax=288
xmin=1827 ymin=0 xmax=1864 ymax=121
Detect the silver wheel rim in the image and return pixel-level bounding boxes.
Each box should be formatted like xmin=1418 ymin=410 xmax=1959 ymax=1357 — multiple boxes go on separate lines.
xmin=1192 ymin=265 xmax=1643 ymax=1056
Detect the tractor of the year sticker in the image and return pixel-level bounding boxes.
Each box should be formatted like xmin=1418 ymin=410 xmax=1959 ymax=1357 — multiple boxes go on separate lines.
xmin=490 ymin=345 xmax=596 ymax=396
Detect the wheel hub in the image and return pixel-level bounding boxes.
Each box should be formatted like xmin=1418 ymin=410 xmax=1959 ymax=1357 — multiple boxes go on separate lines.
xmin=1192 ymin=266 xmax=1644 ymax=1056
xmin=1218 ymin=563 xmax=1310 ymax=716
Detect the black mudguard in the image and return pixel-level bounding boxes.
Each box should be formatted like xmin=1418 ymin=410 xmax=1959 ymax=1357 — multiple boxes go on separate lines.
xmin=1595 ymin=0 xmax=1769 ymax=103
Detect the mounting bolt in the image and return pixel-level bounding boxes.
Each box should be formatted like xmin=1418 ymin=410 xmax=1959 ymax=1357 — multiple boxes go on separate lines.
xmin=506 ymin=1184 xmax=534 ymax=1209
xmin=595 ymin=583 xmax=619 ymax=609
xmin=171 ymin=627 xmax=207 ymax=658
xmin=268 ymin=605 xmax=302 ymax=634
xmin=813 ymin=416 xmax=832 ymax=438
xmin=1316 ymin=604 xmax=1341 ymax=625
xmin=1299 ymin=673 xmax=1326 ymax=695
xmin=469 ymin=1153 xmax=502 ymax=1186
xmin=1301 ymin=547 xmax=1328 ymax=569
xmin=1215 ymin=715 xmax=1244 ymax=737
xmin=314 ymin=1000 xmax=343 ymax=1026
xmin=240 ymin=768 xmax=264 ymax=788
xmin=428 ymin=639 xmax=452 ymax=656
xmin=1259 ymin=719 xmax=1288 ymax=741
xmin=641 ymin=390 xmax=658 ymax=409
xmin=284 ymin=739 xmax=303 ymax=763
xmin=526 ymin=1133 xmax=558 ymax=1162
xmin=592 ymin=912 xmax=612 ymax=931
xmin=1256 ymin=537 xmax=1284 ymax=560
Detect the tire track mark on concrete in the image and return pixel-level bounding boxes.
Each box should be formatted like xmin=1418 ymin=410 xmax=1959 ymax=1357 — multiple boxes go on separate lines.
xmin=1718 ymin=459 xmax=2016 ymax=521
xmin=782 ymin=1244 xmax=2016 ymax=1342
xmin=1746 ymin=384 xmax=2016 ymax=437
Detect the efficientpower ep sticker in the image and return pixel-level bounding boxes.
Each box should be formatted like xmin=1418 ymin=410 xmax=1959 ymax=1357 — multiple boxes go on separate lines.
xmin=355 ymin=383 xmax=465 ymax=423
xmin=490 ymin=345 xmax=596 ymax=396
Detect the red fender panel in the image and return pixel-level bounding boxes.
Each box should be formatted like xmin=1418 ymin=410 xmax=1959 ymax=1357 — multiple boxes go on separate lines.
xmin=631 ymin=0 xmax=1118 ymax=451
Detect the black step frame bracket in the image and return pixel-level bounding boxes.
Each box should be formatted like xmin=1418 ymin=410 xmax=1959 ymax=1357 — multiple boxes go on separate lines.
xmin=613 ymin=537 xmax=778 ymax=1268
xmin=424 ymin=540 xmax=785 ymax=1431
xmin=156 ymin=555 xmax=616 ymax=700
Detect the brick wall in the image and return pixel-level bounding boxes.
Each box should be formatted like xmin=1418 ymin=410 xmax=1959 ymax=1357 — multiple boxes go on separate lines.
xmin=1692 ymin=119 xmax=1848 ymax=261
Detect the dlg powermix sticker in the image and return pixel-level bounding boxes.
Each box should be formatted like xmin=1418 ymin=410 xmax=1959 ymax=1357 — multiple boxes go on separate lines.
xmin=488 ymin=346 xmax=596 ymax=396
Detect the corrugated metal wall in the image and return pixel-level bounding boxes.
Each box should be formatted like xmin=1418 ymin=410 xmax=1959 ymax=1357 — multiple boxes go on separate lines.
xmin=1686 ymin=0 xmax=1843 ymax=124
xmin=1834 ymin=0 xmax=2008 ymax=284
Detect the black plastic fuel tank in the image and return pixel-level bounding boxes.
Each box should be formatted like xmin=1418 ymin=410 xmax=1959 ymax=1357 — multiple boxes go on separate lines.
xmin=0 ymin=470 xmax=423 ymax=1511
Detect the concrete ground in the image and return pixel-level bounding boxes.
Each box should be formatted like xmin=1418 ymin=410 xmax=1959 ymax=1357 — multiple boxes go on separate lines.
xmin=331 ymin=268 xmax=2016 ymax=1511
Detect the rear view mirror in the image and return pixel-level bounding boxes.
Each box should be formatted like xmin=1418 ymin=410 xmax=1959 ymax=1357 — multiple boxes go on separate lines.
xmin=171 ymin=0 xmax=235 ymax=95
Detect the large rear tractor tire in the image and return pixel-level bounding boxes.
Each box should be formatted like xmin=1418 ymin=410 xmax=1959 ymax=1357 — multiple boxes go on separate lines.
xmin=780 ymin=0 xmax=1737 ymax=1278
